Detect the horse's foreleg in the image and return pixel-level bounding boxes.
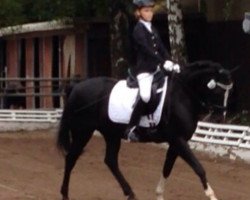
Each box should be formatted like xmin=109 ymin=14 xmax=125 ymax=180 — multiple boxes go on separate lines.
xmin=174 ymin=137 xmax=218 ymax=200
xmin=156 ymin=175 xmax=165 ymax=200
xmin=104 ymin=136 xmax=136 ymax=200
xmin=156 ymin=145 xmax=178 ymax=200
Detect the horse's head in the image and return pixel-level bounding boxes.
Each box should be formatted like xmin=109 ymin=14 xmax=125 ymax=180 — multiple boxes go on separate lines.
xmin=182 ymin=61 xmax=233 ymax=121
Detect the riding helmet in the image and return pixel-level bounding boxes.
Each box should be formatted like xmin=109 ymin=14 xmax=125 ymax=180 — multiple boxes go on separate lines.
xmin=133 ymin=0 xmax=155 ymax=8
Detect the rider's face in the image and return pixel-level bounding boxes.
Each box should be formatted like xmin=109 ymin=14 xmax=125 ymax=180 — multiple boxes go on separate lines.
xmin=138 ymin=6 xmax=154 ymax=22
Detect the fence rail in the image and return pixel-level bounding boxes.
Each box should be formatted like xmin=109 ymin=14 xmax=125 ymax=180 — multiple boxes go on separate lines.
xmin=192 ymin=121 xmax=250 ymax=149
xmin=0 ymin=109 xmax=62 ymax=123
xmin=0 ymin=76 xmax=82 ymax=109
xmin=0 ymin=109 xmax=250 ymax=149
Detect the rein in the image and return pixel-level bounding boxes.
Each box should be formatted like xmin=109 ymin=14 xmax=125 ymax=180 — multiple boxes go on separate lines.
xmin=74 ymin=93 xmax=110 ymax=114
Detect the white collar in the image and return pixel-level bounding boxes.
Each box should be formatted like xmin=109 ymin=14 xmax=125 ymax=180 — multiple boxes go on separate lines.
xmin=139 ymin=19 xmax=152 ymax=33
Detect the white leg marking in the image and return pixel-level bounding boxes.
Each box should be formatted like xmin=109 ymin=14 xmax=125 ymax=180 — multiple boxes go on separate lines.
xmin=156 ymin=175 xmax=166 ymax=200
xmin=205 ymin=183 xmax=218 ymax=200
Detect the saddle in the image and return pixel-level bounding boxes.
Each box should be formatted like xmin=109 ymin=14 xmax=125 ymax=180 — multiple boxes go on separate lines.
xmin=108 ymin=70 xmax=168 ymax=128
xmin=126 ymin=70 xmax=166 ymax=115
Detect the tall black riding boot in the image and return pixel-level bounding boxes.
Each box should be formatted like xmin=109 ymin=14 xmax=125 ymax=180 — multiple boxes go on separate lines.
xmin=124 ymin=99 xmax=144 ymax=142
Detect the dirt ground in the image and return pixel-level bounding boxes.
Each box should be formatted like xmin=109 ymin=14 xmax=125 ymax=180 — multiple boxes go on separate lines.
xmin=0 ymin=129 xmax=249 ymax=200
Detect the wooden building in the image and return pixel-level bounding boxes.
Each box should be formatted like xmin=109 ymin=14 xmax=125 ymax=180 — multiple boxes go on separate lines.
xmin=0 ymin=19 xmax=110 ymax=109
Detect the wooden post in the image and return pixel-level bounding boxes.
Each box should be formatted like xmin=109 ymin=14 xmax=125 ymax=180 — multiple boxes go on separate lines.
xmin=40 ymin=37 xmax=53 ymax=108
xmin=25 ymin=38 xmax=34 ymax=108
xmin=198 ymin=0 xmax=201 ymax=12
xmin=6 ymin=39 xmax=19 ymax=77
xmin=63 ymin=35 xmax=75 ymax=77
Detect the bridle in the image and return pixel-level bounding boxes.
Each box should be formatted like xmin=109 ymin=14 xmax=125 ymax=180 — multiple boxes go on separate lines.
xmin=175 ymin=72 xmax=233 ymax=119
xmin=207 ymin=79 xmax=233 ymax=119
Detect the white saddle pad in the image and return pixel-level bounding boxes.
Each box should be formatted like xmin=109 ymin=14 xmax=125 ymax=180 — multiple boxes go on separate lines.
xmin=108 ymin=77 xmax=168 ymax=127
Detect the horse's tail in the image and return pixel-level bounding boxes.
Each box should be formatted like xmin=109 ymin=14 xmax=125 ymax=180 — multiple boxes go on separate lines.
xmin=57 ymin=103 xmax=71 ymax=154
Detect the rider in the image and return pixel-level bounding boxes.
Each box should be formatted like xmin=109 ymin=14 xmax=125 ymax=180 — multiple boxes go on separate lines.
xmin=125 ymin=0 xmax=181 ymax=141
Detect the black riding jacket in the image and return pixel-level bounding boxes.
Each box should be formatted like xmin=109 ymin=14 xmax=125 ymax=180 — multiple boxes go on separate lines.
xmin=132 ymin=21 xmax=171 ymax=75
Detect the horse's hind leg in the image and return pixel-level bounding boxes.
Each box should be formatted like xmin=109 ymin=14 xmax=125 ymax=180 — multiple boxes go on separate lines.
xmin=60 ymin=128 xmax=93 ymax=200
xmin=103 ymin=135 xmax=136 ymax=200
xmin=174 ymin=137 xmax=218 ymax=200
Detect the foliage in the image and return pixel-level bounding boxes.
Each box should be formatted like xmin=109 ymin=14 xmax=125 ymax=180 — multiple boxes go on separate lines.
xmin=228 ymin=110 xmax=250 ymax=125
xmin=223 ymin=0 xmax=235 ymax=21
xmin=199 ymin=0 xmax=235 ymax=21
xmin=199 ymin=0 xmax=207 ymax=14
xmin=0 ymin=0 xmax=24 ymax=27
xmin=0 ymin=0 xmax=110 ymax=27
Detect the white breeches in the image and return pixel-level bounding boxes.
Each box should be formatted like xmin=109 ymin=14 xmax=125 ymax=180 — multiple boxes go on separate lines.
xmin=136 ymin=73 xmax=154 ymax=103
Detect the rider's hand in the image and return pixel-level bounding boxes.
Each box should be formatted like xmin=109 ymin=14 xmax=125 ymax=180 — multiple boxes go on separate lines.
xmin=163 ymin=60 xmax=181 ymax=73
xmin=163 ymin=60 xmax=174 ymax=71
xmin=173 ymin=64 xmax=181 ymax=73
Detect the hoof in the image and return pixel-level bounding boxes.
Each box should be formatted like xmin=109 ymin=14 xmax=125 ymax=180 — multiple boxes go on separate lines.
xmin=128 ymin=132 xmax=140 ymax=142
xmin=127 ymin=195 xmax=138 ymax=200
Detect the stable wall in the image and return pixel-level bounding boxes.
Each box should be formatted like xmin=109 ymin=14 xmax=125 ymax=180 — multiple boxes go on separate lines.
xmin=3 ymin=31 xmax=87 ymax=109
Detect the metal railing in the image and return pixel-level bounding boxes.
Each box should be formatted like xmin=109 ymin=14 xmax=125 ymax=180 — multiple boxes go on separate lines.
xmin=0 ymin=77 xmax=82 ymax=109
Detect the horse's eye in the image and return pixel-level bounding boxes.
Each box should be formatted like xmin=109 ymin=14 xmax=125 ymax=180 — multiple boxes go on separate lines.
xmin=207 ymin=79 xmax=216 ymax=89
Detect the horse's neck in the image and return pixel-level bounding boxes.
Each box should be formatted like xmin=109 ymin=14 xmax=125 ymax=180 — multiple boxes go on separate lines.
xmin=182 ymin=61 xmax=219 ymax=84
xmin=169 ymin=75 xmax=201 ymax=123
xmin=176 ymin=63 xmax=215 ymax=108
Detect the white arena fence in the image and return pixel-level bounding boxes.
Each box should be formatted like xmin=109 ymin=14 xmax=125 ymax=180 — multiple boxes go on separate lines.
xmin=193 ymin=121 xmax=250 ymax=149
xmin=0 ymin=109 xmax=62 ymax=123
xmin=0 ymin=109 xmax=250 ymax=150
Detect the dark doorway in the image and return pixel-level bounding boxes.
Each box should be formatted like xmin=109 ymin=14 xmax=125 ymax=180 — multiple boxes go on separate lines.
xmin=52 ymin=36 xmax=60 ymax=108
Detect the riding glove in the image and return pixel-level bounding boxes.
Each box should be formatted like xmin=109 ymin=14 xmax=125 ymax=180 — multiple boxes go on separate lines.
xmin=163 ymin=60 xmax=181 ymax=73
xmin=173 ymin=64 xmax=181 ymax=73
xmin=163 ymin=60 xmax=174 ymax=71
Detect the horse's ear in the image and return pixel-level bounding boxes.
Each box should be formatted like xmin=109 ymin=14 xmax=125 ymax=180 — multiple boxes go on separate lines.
xmin=230 ymin=65 xmax=240 ymax=73
xmin=219 ymin=69 xmax=228 ymax=74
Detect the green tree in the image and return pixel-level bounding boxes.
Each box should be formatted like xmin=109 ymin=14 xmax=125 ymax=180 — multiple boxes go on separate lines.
xmin=0 ymin=0 xmax=109 ymax=27
xmin=0 ymin=0 xmax=24 ymax=27
xmin=223 ymin=0 xmax=235 ymax=20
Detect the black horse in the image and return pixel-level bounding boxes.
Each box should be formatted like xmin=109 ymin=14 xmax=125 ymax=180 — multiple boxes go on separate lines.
xmin=57 ymin=61 xmax=233 ymax=200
